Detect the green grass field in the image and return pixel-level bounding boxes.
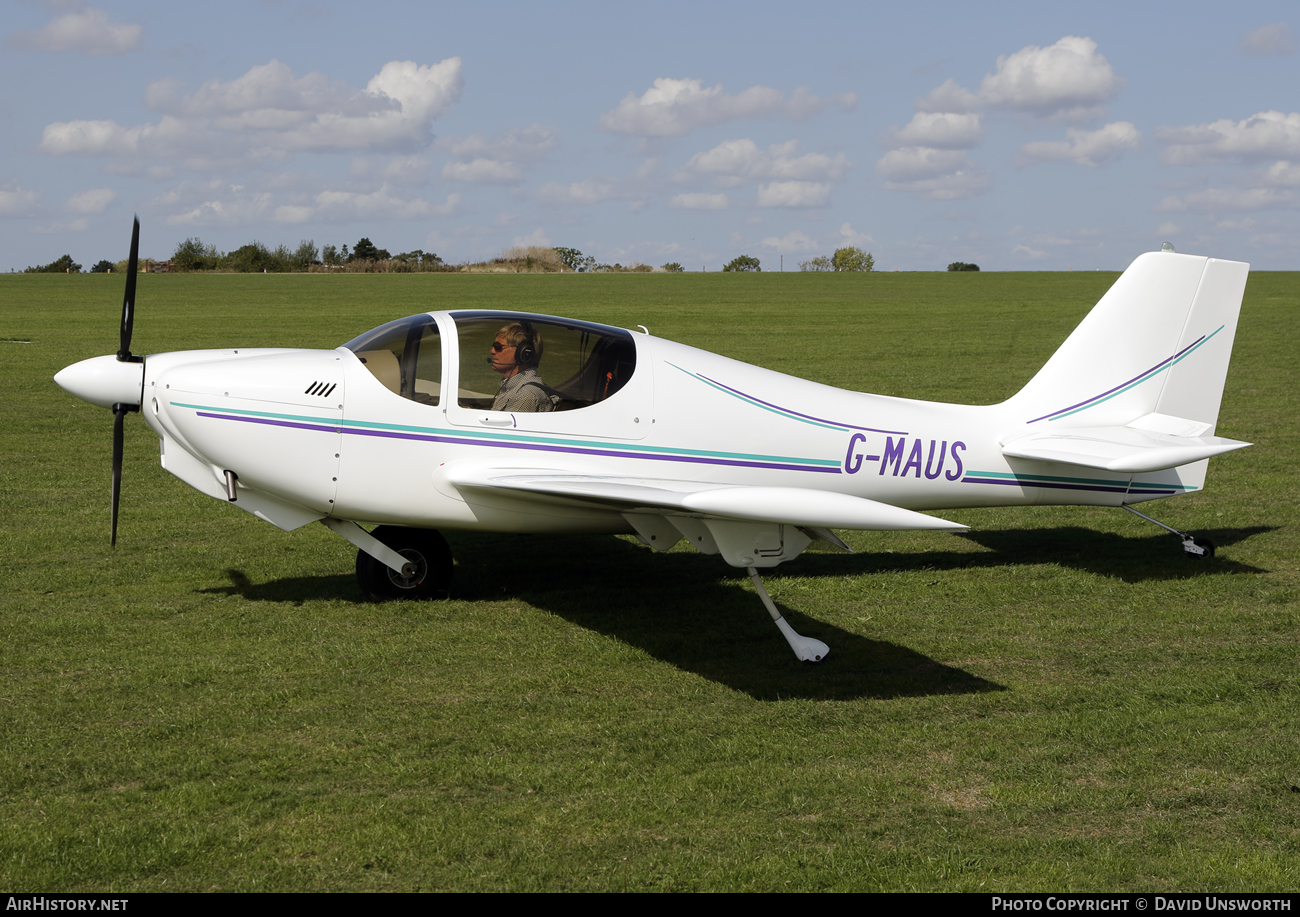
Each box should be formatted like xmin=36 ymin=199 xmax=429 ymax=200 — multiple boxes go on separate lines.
xmin=2 ymin=269 xmax=1297 ymax=891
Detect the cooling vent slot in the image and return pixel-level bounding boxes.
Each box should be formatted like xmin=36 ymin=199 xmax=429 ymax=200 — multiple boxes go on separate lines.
xmin=305 ymin=381 xmax=338 ymax=398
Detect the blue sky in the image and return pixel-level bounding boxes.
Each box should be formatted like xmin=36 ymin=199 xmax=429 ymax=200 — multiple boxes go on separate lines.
xmin=3 ymin=1 xmax=1298 ymax=272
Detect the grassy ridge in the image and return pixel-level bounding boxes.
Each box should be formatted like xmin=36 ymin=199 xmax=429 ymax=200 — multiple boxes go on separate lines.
xmin=1 ymin=269 xmax=1297 ymax=891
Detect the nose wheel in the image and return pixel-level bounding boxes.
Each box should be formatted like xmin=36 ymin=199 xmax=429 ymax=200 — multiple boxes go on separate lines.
xmin=355 ymin=526 xmax=454 ymax=600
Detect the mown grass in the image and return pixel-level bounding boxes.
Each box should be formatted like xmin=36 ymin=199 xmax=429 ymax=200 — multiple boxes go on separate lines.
xmin=1 ymin=269 xmax=1297 ymax=891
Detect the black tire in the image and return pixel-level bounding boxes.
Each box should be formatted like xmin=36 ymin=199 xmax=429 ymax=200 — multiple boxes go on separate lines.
xmin=355 ymin=526 xmax=453 ymax=601
xmin=1187 ymin=537 xmax=1215 ymax=560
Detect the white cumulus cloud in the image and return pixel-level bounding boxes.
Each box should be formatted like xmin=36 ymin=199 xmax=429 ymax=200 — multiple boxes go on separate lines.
xmin=891 ymin=112 xmax=983 ymax=149
xmin=536 ymin=178 xmax=619 ymax=205
xmin=915 ymin=36 xmax=1123 ymax=122
xmin=512 ymin=228 xmax=551 ymax=248
xmin=682 ymin=139 xmax=850 ymax=185
xmin=756 ymin=181 xmax=830 ymax=208
xmin=165 ymin=195 xmax=273 ymax=227
xmin=292 ymin=185 xmax=436 ymax=222
xmin=1263 ymin=160 xmax=1300 ymax=186
xmin=439 ymin=124 xmax=557 ymax=185
xmin=442 ymin=159 xmax=524 ymax=184
xmin=1154 ymin=187 xmax=1298 ymax=213
xmin=881 ymin=36 xmax=1121 ymax=201
xmin=1018 ymin=121 xmax=1140 ymax=167
xmin=760 ymin=231 xmax=817 ymax=252
xmin=839 ymin=223 xmax=874 ymax=247
xmin=0 ymin=185 xmax=40 ymax=216
xmin=670 ymin=192 xmax=728 ymax=210
xmin=377 ymin=155 xmax=432 ymax=186
xmin=877 ymin=147 xmax=970 ymax=182
xmin=439 ymin=125 xmax=557 ymax=161
xmin=1241 ymin=23 xmax=1295 ymax=56
xmin=40 ymin=58 xmax=463 ymax=164
xmin=915 ymin=79 xmax=981 ymax=115
xmin=978 ymin=36 xmax=1123 ymax=119
xmin=65 ymin=187 xmax=117 ymax=213
xmin=877 ymin=148 xmax=992 ymax=199
xmin=1157 ymin=111 xmax=1300 ymax=165
xmin=7 ymin=6 xmax=142 ymax=55
xmin=599 ymin=77 xmax=856 ymax=137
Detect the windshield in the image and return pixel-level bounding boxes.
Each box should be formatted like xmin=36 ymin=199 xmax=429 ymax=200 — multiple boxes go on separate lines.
xmin=343 ymin=314 xmax=442 ymax=405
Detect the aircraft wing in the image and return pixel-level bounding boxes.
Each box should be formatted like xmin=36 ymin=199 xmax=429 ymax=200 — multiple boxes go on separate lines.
xmin=446 ymin=467 xmax=966 ymax=531
xmin=1001 ymin=419 xmax=1251 ymax=474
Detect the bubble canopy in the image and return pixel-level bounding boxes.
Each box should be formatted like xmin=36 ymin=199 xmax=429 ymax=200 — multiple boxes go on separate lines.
xmin=343 ymin=312 xmax=638 ymax=412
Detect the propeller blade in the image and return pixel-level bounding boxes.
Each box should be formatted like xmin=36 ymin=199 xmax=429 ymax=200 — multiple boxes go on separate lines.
xmin=118 ymin=217 xmax=139 ymax=362
xmin=111 ymin=404 xmax=126 ymax=546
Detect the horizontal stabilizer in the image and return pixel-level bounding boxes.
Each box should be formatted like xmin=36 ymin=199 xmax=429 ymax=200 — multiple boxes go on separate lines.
xmin=448 ymin=468 xmax=967 ymax=532
xmin=1001 ymin=422 xmax=1251 ymax=474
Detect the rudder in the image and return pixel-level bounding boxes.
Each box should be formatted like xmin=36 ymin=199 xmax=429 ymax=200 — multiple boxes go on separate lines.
xmin=1006 ymin=251 xmax=1249 ymax=434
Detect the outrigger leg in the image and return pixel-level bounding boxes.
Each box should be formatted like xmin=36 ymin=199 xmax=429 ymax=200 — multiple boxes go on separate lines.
xmin=1121 ymin=504 xmax=1215 ymax=559
xmin=747 ymin=566 xmax=829 ymax=663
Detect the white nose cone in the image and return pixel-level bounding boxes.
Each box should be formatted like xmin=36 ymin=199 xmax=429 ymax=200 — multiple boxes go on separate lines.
xmin=54 ymin=354 xmax=145 ymax=409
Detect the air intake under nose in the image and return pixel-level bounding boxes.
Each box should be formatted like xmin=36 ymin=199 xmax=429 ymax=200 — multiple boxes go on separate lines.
xmin=305 ymin=381 xmax=339 ymax=398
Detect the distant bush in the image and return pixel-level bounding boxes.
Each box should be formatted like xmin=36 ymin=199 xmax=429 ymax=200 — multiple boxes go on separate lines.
xmin=293 ymin=240 xmax=319 ymax=270
xmin=723 ymin=255 xmax=761 ymax=272
xmin=587 ymin=262 xmax=651 ymax=273
xmin=90 ymin=260 xmax=115 ymax=273
xmin=227 ymin=241 xmax=294 ymax=273
xmin=799 ymin=248 xmax=875 ymax=272
xmin=25 ymin=254 xmax=82 ymax=273
xmin=387 ymin=249 xmax=445 ymax=273
xmin=554 ymin=247 xmax=588 ymax=272
xmin=661 ymin=262 xmax=685 ymax=273
xmin=172 ymin=237 xmax=222 ymax=272
xmin=501 ymin=246 xmax=565 ymax=272
xmin=948 ymin=262 xmax=980 ymax=272
xmin=832 ymin=247 xmax=874 ymax=272
xmin=349 ymin=238 xmax=390 ymax=263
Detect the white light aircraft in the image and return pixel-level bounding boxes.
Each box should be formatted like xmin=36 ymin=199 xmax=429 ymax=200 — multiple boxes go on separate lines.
xmin=56 ymin=223 xmax=1252 ymax=663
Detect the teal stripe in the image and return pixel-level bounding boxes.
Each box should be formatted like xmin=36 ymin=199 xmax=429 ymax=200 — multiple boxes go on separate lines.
xmin=172 ymin=402 xmax=337 ymax=423
xmin=171 ymin=400 xmax=840 ymax=468
xmin=966 ymin=469 xmax=1128 ymax=487
xmin=1049 ymin=326 xmax=1224 ymax=422
xmin=969 ymin=468 xmax=1199 ymax=492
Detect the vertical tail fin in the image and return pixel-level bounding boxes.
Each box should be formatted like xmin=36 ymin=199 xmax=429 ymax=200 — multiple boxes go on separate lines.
xmin=1006 ymin=251 xmax=1249 ymax=434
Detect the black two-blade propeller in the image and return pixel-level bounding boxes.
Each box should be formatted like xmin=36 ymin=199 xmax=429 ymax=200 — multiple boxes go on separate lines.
xmin=111 ymin=217 xmax=142 ymax=546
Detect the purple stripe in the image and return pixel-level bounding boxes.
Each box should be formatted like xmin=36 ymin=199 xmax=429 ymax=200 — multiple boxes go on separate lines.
xmin=696 ymin=372 xmax=908 ymax=435
xmin=962 ymin=476 xmax=1129 ymax=494
xmin=198 ymin=411 xmax=840 ymax=474
xmin=1027 ymin=334 xmax=1206 ymax=424
xmin=342 ymin=426 xmax=841 ymax=473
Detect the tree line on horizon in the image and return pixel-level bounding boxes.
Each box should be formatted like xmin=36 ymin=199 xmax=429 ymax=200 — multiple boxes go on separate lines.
xmin=20 ymin=240 xmax=980 ymax=275
xmin=168 ymin=237 xmax=453 ymax=273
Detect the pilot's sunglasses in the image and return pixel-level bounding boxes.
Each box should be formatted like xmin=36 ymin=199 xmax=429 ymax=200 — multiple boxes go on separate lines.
xmin=491 ymin=341 xmax=512 ymax=352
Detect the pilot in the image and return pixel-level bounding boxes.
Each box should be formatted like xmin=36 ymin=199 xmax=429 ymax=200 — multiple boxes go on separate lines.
xmin=488 ymin=321 xmax=557 ymax=412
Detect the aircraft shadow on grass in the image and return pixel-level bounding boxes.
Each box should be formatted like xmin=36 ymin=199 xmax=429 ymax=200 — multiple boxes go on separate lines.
xmin=787 ymin=525 xmax=1273 ymax=583
xmin=201 ymin=524 xmax=1266 ymax=701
